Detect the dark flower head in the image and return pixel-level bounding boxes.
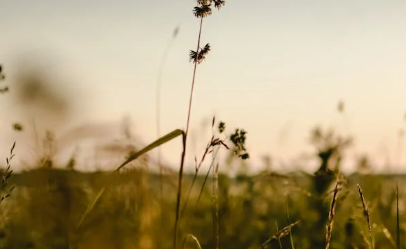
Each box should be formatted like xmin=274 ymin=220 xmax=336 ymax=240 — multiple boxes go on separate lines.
xmin=240 ymin=153 xmax=249 ymax=160
xmin=213 ymin=0 xmax=226 ymax=9
xmin=218 ymin=122 xmax=225 ymax=133
xmin=230 ymin=129 xmax=249 ymax=160
xmin=189 ymin=43 xmax=211 ymax=64
xmin=197 ymin=0 xmax=212 ymax=5
xmin=193 ymin=4 xmax=212 ymax=18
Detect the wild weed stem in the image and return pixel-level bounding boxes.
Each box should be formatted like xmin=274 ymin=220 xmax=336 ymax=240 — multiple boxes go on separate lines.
xmin=174 ymin=17 xmax=204 ymax=249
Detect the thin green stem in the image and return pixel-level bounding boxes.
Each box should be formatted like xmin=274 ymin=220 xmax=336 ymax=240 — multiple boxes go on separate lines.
xmin=275 ymin=221 xmax=283 ymax=249
xmin=285 ymin=195 xmax=295 ymax=249
xmin=181 ymin=137 xmax=213 ymax=219
xmin=180 ymin=171 xmax=199 ymax=219
xmin=197 ymin=147 xmax=220 ymax=205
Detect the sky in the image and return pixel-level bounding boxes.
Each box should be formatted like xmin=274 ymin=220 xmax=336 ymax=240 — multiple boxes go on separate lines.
xmin=0 ymin=0 xmax=406 ymax=173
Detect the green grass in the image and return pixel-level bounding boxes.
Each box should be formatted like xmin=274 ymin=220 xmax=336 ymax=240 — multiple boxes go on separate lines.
xmin=0 ymin=168 xmax=403 ymax=248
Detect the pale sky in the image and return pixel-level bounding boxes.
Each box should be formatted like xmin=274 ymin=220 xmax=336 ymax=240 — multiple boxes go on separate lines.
xmin=1 ymin=0 xmax=406 ymax=173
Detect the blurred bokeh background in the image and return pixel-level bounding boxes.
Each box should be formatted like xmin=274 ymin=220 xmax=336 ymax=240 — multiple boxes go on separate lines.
xmin=1 ymin=0 xmax=406 ymax=172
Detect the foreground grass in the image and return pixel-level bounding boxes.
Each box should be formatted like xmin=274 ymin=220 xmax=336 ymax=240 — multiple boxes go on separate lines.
xmin=0 ymin=167 xmax=402 ymax=249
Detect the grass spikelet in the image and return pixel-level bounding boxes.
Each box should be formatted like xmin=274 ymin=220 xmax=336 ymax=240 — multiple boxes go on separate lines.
xmin=260 ymin=221 xmax=299 ymax=249
xmin=357 ymin=183 xmax=374 ymax=249
xmin=1 ymin=142 xmax=16 ymax=205
xmin=325 ymin=178 xmax=341 ymax=249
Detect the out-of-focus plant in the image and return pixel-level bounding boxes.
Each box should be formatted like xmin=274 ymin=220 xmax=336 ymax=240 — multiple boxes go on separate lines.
xmin=0 ymin=64 xmax=9 ymax=94
xmin=0 ymin=142 xmax=16 ymax=205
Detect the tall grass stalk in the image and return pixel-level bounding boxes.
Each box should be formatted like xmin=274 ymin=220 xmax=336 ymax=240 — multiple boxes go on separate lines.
xmin=357 ymin=184 xmax=374 ymax=249
xmin=325 ymin=180 xmax=341 ymax=249
xmin=285 ymin=195 xmax=296 ymax=249
xmin=173 ymin=15 xmax=203 ymax=249
xmin=396 ymin=181 xmax=400 ymax=249
xmin=213 ymin=162 xmax=219 ymax=249
xmin=155 ymin=26 xmax=179 ymax=247
xmin=174 ymin=1 xmax=227 ymax=245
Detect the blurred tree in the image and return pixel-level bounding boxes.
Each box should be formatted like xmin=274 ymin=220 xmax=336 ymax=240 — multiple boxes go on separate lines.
xmin=308 ymin=126 xmax=352 ymax=247
xmin=356 ymin=155 xmax=372 ymax=174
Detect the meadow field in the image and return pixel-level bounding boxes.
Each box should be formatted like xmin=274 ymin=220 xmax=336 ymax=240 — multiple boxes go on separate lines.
xmin=0 ymin=165 xmax=404 ymax=249
xmin=1 ymin=0 xmax=406 ymax=249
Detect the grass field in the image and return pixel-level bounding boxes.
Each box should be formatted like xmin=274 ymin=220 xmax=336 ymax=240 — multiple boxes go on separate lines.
xmin=0 ymin=167 xmax=404 ymax=249
xmin=1 ymin=1 xmax=405 ymax=249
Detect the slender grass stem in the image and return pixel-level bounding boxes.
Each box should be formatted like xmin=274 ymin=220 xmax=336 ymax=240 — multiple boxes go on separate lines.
xmin=181 ymin=136 xmax=214 ymax=219
xmin=285 ymin=195 xmax=295 ymax=249
xmin=397 ymin=181 xmax=400 ymax=249
xmin=213 ymin=162 xmax=219 ymax=249
xmin=173 ymin=17 xmax=204 ymax=249
xmin=180 ymin=171 xmax=198 ymax=219
xmin=275 ymin=221 xmax=283 ymax=249
xmin=357 ymin=184 xmax=374 ymax=249
xmin=197 ymin=147 xmax=220 ymax=205
xmin=156 ymin=27 xmax=179 ymax=248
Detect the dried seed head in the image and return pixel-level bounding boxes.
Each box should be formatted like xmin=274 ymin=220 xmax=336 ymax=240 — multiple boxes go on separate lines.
xmin=193 ymin=5 xmax=212 ymax=18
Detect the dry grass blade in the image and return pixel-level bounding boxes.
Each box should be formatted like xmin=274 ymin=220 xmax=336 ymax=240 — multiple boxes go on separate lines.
xmin=115 ymin=129 xmax=183 ymax=172
xmin=357 ymin=184 xmax=373 ymax=249
xmin=76 ymin=187 xmax=105 ymax=229
xmin=181 ymin=234 xmax=202 ymax=249
xmin=325 ymin=180 xmax=341 ymax=249
xmin=361 ymin=230 xmax=373 ymax=249
xmin=260 ymin=221 xmax=300 ymax=249
xmin=382 ymin=226 xmax=396 ymax=248
xmin=155 ymin=27 xmax=180 ymax=247
xmin=78 ymin=130 xmax=182 ymax=230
